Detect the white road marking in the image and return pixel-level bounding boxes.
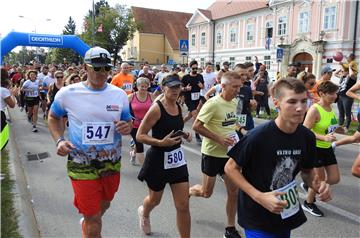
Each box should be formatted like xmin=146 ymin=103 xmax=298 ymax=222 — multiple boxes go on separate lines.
xmin=182 ymin=144 xmax=360 ymax=224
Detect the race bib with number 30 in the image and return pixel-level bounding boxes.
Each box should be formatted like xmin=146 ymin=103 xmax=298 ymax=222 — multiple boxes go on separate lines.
xmin=276 ymin=180 xmax=300 ymax=219
xmin=164 ymin=147 xmax=186 ymax=169
xmin=82 ymin=122 xmax=114 ymax=145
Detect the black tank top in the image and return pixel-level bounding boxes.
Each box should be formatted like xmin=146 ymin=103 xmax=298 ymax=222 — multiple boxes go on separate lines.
xmin=152 ymin=100 xmax=184 ymax=151
xmin=49 ymin=83 xmax=60 ymax=103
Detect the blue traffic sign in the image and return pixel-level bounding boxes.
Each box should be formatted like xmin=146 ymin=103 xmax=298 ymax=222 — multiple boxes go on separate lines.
xmin=179 ymin=39 xmax=189 ymax=53
xmin=276 ymin=48 xmax=284 ymax=61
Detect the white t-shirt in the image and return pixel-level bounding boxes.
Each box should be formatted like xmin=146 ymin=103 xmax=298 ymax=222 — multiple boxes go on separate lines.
xmin=50 ymin=82 xmax=131 ymax=164
xmin=1 ymin=87 xmax=11 ymax=111
xmin=201 ymin=72 xmax=217 ymax=96
xmin=154 ymin=71 xmax=169 ymax=85
xmin=43 ymin=75 xmax=55 ymax=93
xmin=22 ymin=79 xmax=40 ymax=97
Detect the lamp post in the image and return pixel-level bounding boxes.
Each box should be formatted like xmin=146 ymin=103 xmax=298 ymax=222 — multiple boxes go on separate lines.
xmin=18 ymin=16 xmax=52 ymax=63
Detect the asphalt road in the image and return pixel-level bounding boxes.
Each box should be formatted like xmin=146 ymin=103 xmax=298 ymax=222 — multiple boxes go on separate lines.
xmin=6 ymin=106 xmax=360 ymax=238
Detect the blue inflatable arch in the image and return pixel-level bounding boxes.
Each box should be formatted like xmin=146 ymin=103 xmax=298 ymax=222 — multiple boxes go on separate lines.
xmin=0 ymin=31 xmax=90 ymax=65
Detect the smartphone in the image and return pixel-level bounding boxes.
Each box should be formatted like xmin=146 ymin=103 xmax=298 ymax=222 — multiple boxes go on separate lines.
xmin=171 ymin=130 xmax=187 ymax=138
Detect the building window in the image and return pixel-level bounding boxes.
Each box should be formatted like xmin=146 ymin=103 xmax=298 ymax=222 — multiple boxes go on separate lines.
xmin=246 ymin=24 xmax=254 ymax=41
xmin=230 ymin=28 xmax=237 ymax=43
xmin=266 ymin=22 xmax=273 ymax=38
xmin=229 ymin=57 xmax=235 ymax=67
xmin=201 ymin=32 xmax=206 ymax=46
xmin=278 ymin=16 xmax=287 ymax=36
xmin=245 ymin=56 xmax=252 ymax=62
xmin=191 ymin=34 xmax=196 ymax=46
xmin=200 ymin=58 xmax=205 ymax=68
xmin=324 ymin=6 xmax=336 ymax=30
xmin=216 ymin=32 xmax=222 ymax=45
xmin=264 ymin=55 xmax=271 ymax=70
xmin=299 ymin=12 xmax=309 ymax=33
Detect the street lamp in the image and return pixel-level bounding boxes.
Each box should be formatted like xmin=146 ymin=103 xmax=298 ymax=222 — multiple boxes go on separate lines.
xmin=18 ymin=15 xmax=52 ymax=63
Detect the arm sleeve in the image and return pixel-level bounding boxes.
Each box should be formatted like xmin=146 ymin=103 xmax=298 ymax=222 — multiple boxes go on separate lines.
xmin=196 ymin=99 xmax=214 ymax=124
xmin=227 ymin=134 xmax=253 ymax=167
xmin=303 ymin=130 xmax=316 ymax=169
xmin=120 ymin=93 xmax=132 ymax=121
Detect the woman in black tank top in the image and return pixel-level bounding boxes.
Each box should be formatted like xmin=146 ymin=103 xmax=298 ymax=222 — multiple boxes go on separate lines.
xmin=136 ymin=75 xmax=192 ymax=237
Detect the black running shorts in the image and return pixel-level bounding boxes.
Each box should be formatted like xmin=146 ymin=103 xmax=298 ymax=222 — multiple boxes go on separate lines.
xmin=314 ymin=147 xmax=337 ymax=167
xmin=201 ymin=154 xmax=229 ymax=177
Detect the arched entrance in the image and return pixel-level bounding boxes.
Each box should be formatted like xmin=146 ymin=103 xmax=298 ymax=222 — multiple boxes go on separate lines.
xmin=0 ymin=31 xmax=90 ymax=64
xmin=293 ymin=52 xmax=313 ymax=73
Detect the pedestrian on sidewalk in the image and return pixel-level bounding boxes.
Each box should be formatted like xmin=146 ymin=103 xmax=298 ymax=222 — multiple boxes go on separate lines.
xmin=48 ymin=47 xmax=132 ymax=238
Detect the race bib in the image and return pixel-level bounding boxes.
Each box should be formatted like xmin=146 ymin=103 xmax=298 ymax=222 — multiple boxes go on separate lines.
xmin=191 ymin=92 xmax=200 ymax=101
xmin=123 ymin=83 xmax=133 ymax=92
xmin=237 ymin=114 xmax=247 ymax=127
xmin=276 ymin=181 xmax=300 ymax=219
xmin=327 ymin=124 xmax=339 ymax=134
xmin=28 ymin=89 xmax=38 ymax=97
xmin=164 ymin=147 xmax=186 ymax=169
xmin=227 ymin=132 xmax=240 ymax=151
xmin=82 ymin=122 xmax=114 ymax=145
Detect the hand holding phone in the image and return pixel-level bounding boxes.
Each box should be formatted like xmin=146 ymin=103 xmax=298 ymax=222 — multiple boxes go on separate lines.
xmin=171 ymin=130 xmax=187 ymax=138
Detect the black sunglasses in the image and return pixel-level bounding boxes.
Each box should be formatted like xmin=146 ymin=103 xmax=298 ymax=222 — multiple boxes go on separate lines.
xmin=191 ymin=67 xmax=198 ymax=70
xmin=87 ymin=64 xmax=112 ymax=72
xmin=56 ymin=76 xmax=64 ymax=79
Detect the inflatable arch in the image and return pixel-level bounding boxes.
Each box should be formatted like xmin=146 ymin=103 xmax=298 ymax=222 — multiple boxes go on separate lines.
xmin=0 ymin=31 xmax=90 ymax=65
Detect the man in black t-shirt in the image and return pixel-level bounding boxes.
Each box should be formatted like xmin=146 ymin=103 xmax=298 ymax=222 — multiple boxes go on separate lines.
xmin=225 ymin=78 xmax=331 ymax=238
xmin=234 ymin=63 xmax=256 ymax=132
xmin=182 ymin=60 xmax=204 ymax=143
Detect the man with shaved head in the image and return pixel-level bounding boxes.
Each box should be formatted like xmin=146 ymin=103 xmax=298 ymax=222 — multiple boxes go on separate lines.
xmin=111 ymin=62 xmax=134 ymax=95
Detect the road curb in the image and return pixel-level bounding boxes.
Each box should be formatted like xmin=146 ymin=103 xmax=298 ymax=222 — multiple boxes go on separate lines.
xmin=7 ymin=109 xmax=41 ymax=238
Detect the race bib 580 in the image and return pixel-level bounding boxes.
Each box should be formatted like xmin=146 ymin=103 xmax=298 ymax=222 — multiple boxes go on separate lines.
xmin=164 ymin=147 xmax=186 ymax=169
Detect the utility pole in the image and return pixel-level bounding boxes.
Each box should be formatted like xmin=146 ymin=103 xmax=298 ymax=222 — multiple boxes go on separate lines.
xmin=92 ymin=0 xmax=96 ymax=47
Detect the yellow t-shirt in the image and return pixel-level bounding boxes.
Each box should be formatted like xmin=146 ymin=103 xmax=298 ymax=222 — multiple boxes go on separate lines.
xmin=197 ymin=95 xmax=238 ymax=158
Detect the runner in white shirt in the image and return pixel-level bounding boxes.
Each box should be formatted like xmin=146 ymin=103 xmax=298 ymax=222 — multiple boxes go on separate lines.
xmin=21 ymin=70 xmax=40 ymax=132
xmin=48 ymin=47 xmax=132 ymax=238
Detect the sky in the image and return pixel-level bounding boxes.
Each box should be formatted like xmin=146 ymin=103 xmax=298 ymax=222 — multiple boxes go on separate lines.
xmin=0 ymin=0 xmax=214 ymax=37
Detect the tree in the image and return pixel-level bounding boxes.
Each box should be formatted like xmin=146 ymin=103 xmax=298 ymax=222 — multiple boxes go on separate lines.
xmin=81 ymin=1 xmax=139 ymax=65
xmin=52 ymin=17 xmax=80 ymax=64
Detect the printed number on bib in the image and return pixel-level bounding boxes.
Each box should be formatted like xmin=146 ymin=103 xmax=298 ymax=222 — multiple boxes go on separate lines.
xmin=164 ymin=147 xmax=186 ymax=169
xmin=276 ymin=180 xmax=300 ymax=219
xmin=123 ymin=83 xmax=133 ymax=92
xmin=237 ymin=114 xmax=247 ymax=127
xmin=327 ymin=124 xmax=338 ymax=134
xmin=227 ymin=132 xmax=240 ymax=151
xmin=82 ymin=122 xmax=114 ymax=145
xmin=191 ymin=92 xmax=200 ymax=101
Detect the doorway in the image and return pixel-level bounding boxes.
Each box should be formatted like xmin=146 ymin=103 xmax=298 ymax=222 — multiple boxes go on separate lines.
xmin=293 ymin=52 xmax=313 ymax=73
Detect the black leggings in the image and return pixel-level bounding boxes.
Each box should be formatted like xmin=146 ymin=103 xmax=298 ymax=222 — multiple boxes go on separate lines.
xmin=130 ymin=128 xmax=144 ymax=153
xmin=337 ymin=95 xmax=354 ymax=129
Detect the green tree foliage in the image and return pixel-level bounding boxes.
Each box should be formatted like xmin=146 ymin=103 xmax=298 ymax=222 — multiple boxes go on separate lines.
xmin=81 ymin=1 xmax=139 ymax=65
xmin=52 ymin=17 xmax=81 ymax=64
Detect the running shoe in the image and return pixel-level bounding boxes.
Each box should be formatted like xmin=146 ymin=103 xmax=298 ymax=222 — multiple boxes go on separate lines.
xmin=138 ymin=205 xmax=151 ymax=235
xmin=20 ymin=107 xmax=24 ymax=112
xmin=302 ymin=201 xmax=324 ymax=217
xmin=32 ymin=125 xmax=38 ymax=133
xmin=224 ymin=226 xmax=242 ymax=238
xmin=79 ymin=217 xmax=85 ymax=238
xmin=300 ymin=182 xmax=309 ymax=193
xmin=130 ymin=150 xmax=137 ymax=165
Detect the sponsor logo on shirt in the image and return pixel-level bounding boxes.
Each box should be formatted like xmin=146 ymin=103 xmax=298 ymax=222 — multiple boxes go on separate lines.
xmin=106 ymin=105 xmax=119 ymax=111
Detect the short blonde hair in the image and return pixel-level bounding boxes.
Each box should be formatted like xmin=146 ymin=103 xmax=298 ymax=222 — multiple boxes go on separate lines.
xmin=136 ymin=77 xmax=150 ymax=86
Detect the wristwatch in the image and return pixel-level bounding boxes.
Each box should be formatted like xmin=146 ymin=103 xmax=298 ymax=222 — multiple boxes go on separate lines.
xmin=56 ymin=136 xmax=65 ymax=146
